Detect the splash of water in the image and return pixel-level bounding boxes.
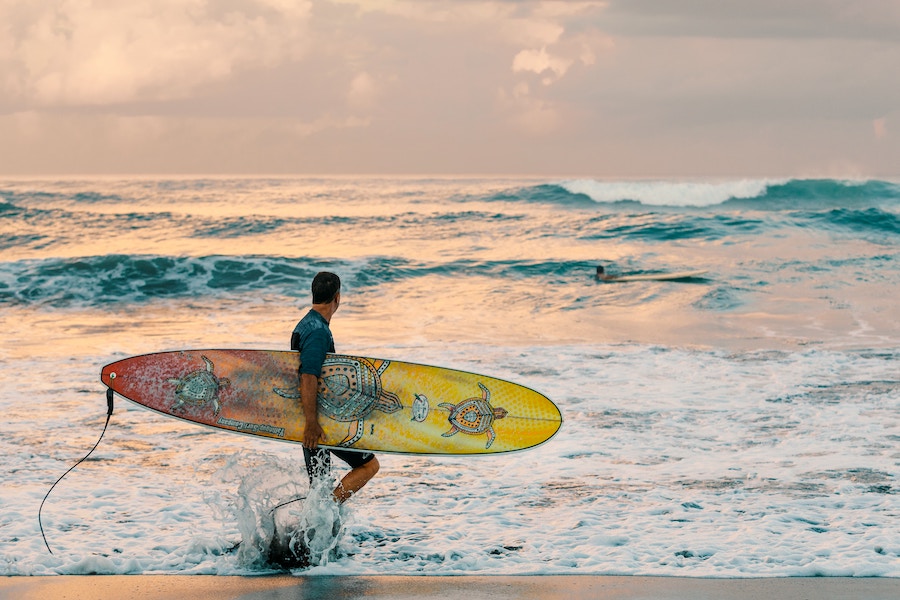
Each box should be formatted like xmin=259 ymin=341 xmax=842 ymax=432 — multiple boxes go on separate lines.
xmin=204 ymin=451 xmax=348 ymax=571
xmin=271 ymin=477 xmax=347 ymax=569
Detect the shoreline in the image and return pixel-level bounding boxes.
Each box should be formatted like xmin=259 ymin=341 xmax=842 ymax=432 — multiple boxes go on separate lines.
xmin=1 ymin=575 xmax=898 ymax=600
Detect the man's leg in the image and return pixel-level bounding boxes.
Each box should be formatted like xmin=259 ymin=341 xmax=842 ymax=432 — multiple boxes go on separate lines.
xmin=329 ymin=450 xmax=379 ymax=503
xmin=303 ymin=447 xmax=331 ymax=483
xmin=334 ymin=457 xmax=379 ymax=503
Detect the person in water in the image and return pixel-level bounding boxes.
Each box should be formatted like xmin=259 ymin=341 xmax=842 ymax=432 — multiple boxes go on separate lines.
xmin=291 ymin=272 xmax=379 ymax=503
xmin=595 ymin=265 xmax=618 ymax=281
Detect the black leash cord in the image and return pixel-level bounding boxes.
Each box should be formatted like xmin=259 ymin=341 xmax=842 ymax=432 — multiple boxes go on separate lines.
xmin=39 ymin=388 xmax=115 ymax=554
xmin=269 ymin=496 xmax=306 ymax=514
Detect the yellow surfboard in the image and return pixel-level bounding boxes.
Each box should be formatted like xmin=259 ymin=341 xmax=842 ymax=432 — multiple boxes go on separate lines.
xmin=100 ymin=350 xmax=561 ymax=455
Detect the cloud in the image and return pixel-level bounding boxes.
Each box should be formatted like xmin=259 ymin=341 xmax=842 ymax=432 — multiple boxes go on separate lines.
xmin=600 ymin=0 xmax=900 ymax=40
xmin=501 ymin=5 xmax=611 ymax=133
xmin=1 ymin=0 xmax=313 ymax=107
xmin=2 ymin=1 xmax=897 ymax=175
xmin=326 ymin=1 xmax=610 ymax=136
xmin=512 ymin=47 xmax=573 ymax=81
xmin=498 ymin=13 xmax=565 ymax=47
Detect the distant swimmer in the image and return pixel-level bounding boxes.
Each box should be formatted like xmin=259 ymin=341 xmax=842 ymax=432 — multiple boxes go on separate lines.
xmin=595 ymin=265 xmax=618 ymax=281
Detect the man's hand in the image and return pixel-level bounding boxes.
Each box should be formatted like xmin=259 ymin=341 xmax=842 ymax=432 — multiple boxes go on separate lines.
xmin=303 ymin=420 xmax=325 ymax=449
xmin=300 ymin=372 xmax=325 ymax=449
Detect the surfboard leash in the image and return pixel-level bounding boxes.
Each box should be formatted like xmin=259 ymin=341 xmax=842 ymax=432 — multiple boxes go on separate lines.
xmin=269 ymin=496 xmax=306 ymax=514
xmin=39 ymin=388 xmax=115 ymax=554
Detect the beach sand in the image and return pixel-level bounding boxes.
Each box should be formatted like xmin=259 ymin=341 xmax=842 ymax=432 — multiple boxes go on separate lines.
xmin=1 ymin=575 xmax=897 ymax=600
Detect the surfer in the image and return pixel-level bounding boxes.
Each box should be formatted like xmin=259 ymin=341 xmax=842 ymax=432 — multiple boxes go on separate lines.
xmin=595 ymin=265 xmax=618 ymax=281
xmin=291 ymin=272 xmax=380 ymax=503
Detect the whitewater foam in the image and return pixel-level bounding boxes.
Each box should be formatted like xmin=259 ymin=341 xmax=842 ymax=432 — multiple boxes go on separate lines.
xmin=558 ymin=179 xmax=777 ymax=207
xmin=1 ymin=176 xmax=898 ymax=578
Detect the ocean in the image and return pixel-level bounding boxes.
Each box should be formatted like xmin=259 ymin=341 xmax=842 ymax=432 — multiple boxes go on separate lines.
xmin=1 ymin=176 xmax=898 ymax=577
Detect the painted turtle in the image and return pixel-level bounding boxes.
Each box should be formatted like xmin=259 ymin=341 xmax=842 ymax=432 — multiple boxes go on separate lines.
xmin=168 ymin=355 xmax=229 ymax=415
xmin=439 ymin=382 xmax=507 ymax=449
xmin=274 ymin=355 xmax=401 ymax=447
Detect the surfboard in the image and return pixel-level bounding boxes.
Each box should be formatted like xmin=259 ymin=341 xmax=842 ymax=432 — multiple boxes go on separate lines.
xmin=100 ymin=350 xmax=561 ymax=455
xmin=608 ymin=270 xmax=708 ymax=282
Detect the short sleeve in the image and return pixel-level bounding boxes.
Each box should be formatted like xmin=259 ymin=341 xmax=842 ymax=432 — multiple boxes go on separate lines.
xmin=299 ymin=326 xmax=331 ymax=376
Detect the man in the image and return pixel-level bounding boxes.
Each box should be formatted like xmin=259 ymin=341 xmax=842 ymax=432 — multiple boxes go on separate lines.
xmin=291 ymin=272 xmax=379 ymax=503
xmin=595 ymin=265 xmax=619 ymax=281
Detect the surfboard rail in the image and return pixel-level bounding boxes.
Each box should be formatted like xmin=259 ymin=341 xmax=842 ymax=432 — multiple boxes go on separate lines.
xmin=100 ymin=349 xmax=562 ymax=456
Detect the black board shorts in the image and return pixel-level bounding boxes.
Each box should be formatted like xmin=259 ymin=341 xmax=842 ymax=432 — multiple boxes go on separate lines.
xmin=303 ymin=447 xmax=375 ymax=480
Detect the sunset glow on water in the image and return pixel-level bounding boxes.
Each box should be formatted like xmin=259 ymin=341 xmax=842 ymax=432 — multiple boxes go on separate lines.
xmin=2 ymin=176 xmax=898 ymax=576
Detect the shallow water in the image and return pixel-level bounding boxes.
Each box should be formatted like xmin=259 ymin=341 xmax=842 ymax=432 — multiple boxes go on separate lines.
xmin=1 ymin=176 xmax=898 ymax=576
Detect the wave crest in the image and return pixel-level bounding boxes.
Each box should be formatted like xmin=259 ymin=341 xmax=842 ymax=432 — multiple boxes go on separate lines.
xmin=0 ymin=255 xmax=323 ymax=308
xmin=521 ymin=178 xmax=900 ymax=209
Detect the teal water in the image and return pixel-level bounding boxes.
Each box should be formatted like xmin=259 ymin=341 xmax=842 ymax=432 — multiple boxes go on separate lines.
xmin=1 ymin=176 xmax=898 ymax=577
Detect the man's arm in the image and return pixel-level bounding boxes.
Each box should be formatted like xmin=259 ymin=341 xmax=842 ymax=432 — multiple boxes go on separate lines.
xmin=301 ymin=372 xmax=325 ymax=448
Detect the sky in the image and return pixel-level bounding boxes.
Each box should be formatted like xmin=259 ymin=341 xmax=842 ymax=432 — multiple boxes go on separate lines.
xmin=1 ymin=0 xmax=898 ymax=177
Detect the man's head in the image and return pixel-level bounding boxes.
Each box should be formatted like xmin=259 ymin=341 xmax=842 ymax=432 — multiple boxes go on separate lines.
xmin=312 ymin=272 xmax=341 ymax=305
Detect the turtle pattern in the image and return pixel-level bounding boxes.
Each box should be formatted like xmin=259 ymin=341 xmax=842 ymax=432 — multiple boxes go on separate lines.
xmin=168 ymin=355 xmax=230 ymax=415
xmin=439 ymin=382 xmax=508 ymax=449
xmin=273 ymin=355 xmax=402 ymax=447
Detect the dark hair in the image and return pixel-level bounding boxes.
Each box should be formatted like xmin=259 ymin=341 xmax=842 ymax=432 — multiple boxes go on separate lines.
xmin=596 ymin=266 xmax=605 ymax=275
xmin=312 ymin=272 xmax=341 ymax=304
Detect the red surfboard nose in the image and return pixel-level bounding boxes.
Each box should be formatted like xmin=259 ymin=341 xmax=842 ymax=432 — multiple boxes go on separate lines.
xmin=100 ymin=359 xmax=129 ymax=393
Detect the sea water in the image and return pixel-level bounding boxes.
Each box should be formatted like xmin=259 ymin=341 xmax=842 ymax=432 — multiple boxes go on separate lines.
xmin=1 ymin=176 xmax=898 ymax=577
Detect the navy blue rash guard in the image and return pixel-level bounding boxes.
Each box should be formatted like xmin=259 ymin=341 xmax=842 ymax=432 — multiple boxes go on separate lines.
xmin=290 ymin=309 xmax=375 ymax=478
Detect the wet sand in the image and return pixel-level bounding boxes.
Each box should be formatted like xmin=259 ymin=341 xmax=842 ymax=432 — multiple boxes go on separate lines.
xmin=1 ymin=575 xmax=897 ymax=600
